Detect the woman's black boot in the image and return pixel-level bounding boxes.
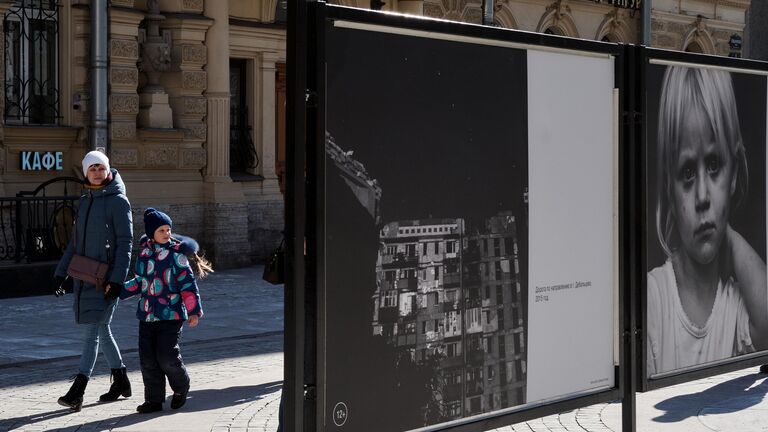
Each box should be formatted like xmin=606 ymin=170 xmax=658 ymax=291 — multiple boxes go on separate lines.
xmin=99 ymin=367 xmax=132 ymax=402
xmin=58 ymin=374 xmax=89 ymax=411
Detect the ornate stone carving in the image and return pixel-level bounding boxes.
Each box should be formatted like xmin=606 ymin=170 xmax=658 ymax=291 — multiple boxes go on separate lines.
xmin=181 ymin=148 xmax=207 ymax=168
xmin=181 ymin=44 xmax=206 ymax=64
xmin=182 ymin=71 xmax=207 ymax=90
xmin=110 ymin=94 xmax=140 ymax=114
xmin=184 ymin=97 xmax=206 ymax=115
xmin=111 ymin=123 xmax=137 ymax=140
xmin=110 ymin=67 xmax=139 ymax=86
xmin=182 ymin=0 xmax=204 ymax=12
xmin=110 ymin=39 xmax=139 ymax=59
xmin=139 ymin=1 xmax=172 ymax=93
xmin=111 ymin=149 xmax=138 ymax=166
xmin=184 ymin=124 xmax=207 ymax=140
xmin=144 ymin=146 xmax=179 ymax=167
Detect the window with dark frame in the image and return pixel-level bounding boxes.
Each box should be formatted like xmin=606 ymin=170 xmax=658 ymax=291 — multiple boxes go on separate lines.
xmin=4 ymin=0 xmax=60 ymax=125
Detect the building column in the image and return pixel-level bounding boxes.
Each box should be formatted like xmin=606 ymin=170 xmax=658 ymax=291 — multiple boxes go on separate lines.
xmin=108 ymin=2 xmax=143 ymax=168
xmin=257 ymin=53 xmax=280 ymax=194
xmin=198 ymin=0 xmax=249 ymax=268
xmin=204 ymin=0 xmax=231 ymax=183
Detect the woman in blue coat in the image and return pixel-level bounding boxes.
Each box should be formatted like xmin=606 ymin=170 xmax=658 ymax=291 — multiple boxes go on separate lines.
xmin=52 ymin=151 xmax=134 ymax=411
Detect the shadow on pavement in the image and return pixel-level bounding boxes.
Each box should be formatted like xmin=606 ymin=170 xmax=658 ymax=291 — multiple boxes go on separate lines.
xmin=653 ymin=372 xmax=768 ymax=422
xmin=4 ymin=381 xmax=283 ymax=432
xmin=0 ymin=407 xmax=78 ymax=431
xmin=1 ymin=333 xmax=284 ymax=389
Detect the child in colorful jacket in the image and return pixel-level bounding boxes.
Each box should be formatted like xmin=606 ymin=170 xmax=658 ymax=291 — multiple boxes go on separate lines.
xmin=110 ymin=207 xmax=210 ymax=414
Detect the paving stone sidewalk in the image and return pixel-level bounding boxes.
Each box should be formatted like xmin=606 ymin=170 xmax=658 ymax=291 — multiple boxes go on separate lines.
xmin=3 ymin=265 xmax=768 ymax=431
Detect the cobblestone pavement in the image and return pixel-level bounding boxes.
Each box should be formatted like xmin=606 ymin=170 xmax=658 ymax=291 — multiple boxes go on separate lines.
xmin=4 ymin=265 xmax=768 ymax=431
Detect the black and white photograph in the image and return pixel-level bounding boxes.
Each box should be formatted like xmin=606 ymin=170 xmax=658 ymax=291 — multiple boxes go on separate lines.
xmin=645 ymin=63 xmax=768 ymax=378
xmin=324 ymin=26 xmax=529 ymax=431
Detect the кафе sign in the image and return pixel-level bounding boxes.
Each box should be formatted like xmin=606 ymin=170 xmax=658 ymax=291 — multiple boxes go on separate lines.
xmin=20 ymin=151 xmax=64 ymax=171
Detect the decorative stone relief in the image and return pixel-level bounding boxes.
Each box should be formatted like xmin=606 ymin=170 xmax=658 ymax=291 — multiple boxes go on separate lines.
xmin=110 ymin=94 xmax=140 ymax=114
xmin=110 ymin=67 xmax=139 ymax=86
xmin=111 ymin=149 xmax=139 ymax=166
xmin=182 ymin=71 xmax=207 ymax=90
xmin=110 ymin=39 xmax=139 ymax=59
xmin=181 ymin=44 xmax=206 ymax=64
xmin=144 ymin=146 xmax=179 ymax=167
xmin=184 ymin=124 xmax=207 ymax=140
xmin=184 ymin=97 xmax=206 ymax=115
xmin=139 ymin=1 xmax=172 ymax=93
xmin=111 ymin=0 xmax=135 ymax=7
xmin=182 ymin=0 xmax=204 ymax=12
xmin=111 ymin=123 xmax=137 ymax=140
xmin=181 ymin=148 xmax=207 ymax=168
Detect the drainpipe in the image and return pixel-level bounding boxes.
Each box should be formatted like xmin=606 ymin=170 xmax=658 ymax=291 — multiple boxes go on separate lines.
xmin=483 ymin=0 xmax=494 ymax=26
xmin=90 ymin=0 xmax=108 ymax=152
xmin=642 ymin=0 xmax=651 ymax=46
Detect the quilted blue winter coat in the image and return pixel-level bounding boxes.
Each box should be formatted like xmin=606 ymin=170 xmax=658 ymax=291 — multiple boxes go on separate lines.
xmin=55 ymin=169 xmax=133 ymax=324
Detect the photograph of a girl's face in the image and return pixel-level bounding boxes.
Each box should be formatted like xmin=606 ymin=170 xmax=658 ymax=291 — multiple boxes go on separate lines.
xmin=646 ymin=64 xmax=768 ymax=377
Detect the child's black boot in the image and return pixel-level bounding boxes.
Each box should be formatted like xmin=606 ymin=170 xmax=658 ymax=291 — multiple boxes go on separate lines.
xmin=171 ymin=390 xmax=188 ymax=409
xmin=58 ymin=374 xmax=89 ymax=411
xmin=136 ymin=401 xmax=163 ymax=413
xmin=99 ymin=367 xmax=132 ymax=402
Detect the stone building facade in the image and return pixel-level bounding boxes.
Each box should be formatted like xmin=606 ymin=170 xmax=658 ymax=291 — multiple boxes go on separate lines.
xmin=339 ymin=0 xmax=752 ymax=57
xmin=0 ymin=0 xmax=287 ymax=268
xmin=0 ymin=0 xmax=755 ymax=272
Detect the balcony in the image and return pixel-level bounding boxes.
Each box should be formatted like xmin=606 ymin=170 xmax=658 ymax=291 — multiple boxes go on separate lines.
xmin=397 ymin=277 xmax=418 ymax=291
xmin=443 ymin=273 xmax=461 ymax=287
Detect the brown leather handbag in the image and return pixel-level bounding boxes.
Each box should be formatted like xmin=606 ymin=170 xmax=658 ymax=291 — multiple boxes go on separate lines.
xmin=66 ymin=214 xmax=111 ymax=291
xmin=67 ymin=254 xmax=109 ymax=290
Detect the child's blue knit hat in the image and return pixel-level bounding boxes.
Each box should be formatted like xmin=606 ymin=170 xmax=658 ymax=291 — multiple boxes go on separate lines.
xmin=144 ymin=207 xmax=172 ymax=239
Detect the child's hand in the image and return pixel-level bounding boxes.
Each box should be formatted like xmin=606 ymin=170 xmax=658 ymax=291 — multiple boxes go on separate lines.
xmin=188 ymin=315 xmax=199 ymax=328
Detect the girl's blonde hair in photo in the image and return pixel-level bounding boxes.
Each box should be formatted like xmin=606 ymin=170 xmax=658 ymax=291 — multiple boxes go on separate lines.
xmin=655 ymin=66 xmax=749 ymax=257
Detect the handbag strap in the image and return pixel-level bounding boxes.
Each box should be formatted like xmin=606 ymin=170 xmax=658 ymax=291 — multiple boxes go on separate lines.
xmin=73 ymin=193 xmax=113 ymax=264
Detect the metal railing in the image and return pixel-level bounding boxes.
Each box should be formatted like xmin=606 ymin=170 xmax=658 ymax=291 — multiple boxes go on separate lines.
xmin=0 ymin=177 xmax=80 ymax=263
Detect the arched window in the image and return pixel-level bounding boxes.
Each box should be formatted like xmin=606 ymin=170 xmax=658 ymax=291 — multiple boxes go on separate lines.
xmin=685 ymin=41 xmax=704 ymax=53
xmin=545 ymin=27 xmax=564 ymax=36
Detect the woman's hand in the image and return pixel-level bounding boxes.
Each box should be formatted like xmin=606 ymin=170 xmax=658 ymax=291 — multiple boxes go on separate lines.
xmin=103 ymin=282 xmax=122 ymax=300
xmin=188 ymin=315 xmax=199 ymax=328
xmin=52 ymin=276 xmax=66 ymax=297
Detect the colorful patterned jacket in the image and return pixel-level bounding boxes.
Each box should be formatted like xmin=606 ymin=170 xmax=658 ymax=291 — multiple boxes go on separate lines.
xmin=120 ymin=234 xmax=203 ymax=322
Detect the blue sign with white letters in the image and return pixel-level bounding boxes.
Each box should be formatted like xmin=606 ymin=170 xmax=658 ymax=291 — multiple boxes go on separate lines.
xmin=21 ymin=151 xmax=63 ymax=171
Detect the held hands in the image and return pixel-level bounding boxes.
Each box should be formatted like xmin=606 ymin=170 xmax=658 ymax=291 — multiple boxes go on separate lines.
xmin=188 ymin=315 xmax=200 ymax=328
xmin=103 ymin=282 xmax=122 ymax=301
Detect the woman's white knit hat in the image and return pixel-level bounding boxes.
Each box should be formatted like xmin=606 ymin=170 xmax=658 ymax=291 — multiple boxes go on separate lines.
xmin=82 ymin=150 xmax=110 ymax=176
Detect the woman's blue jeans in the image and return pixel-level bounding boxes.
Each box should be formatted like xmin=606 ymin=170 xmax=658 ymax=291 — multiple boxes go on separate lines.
xmin=78 ymin=304 xmax=124 ymax=377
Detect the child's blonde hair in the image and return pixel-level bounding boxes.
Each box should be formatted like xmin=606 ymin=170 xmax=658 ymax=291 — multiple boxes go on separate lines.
xmin=189 ymin=252 xmax=214 ymax=279
xmin=656 ymin=66 xmax=749 ymax=256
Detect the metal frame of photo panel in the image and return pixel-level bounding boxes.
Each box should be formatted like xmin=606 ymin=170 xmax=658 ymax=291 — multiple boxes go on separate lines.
xmin=287 ymin=3 xmax=632 ymax=432
xmin=637 ymin=46 xmax=768 ymax=393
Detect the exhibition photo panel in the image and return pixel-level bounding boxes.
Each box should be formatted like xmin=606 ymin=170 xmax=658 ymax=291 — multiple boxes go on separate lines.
xmin=645 ymin=59 xmax=768 ymax=380
xmin=321 ymin=15 xmax=620 ymax=432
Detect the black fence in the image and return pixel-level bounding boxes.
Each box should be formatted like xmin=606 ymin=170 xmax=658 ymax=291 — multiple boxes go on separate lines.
xmin=0 ymin=177 xmax=80 ymax=263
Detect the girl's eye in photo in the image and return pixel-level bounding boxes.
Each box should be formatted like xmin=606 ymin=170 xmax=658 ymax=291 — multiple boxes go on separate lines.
xmin=680 ymin=164 xmax=695 ymax=184
xmin=706 ymin=156 xmax=720 ymax=175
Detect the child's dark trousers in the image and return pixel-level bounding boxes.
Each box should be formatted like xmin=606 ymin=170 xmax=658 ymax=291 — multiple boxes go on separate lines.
xmin=139 ymin=320 xmax=190 ymax=403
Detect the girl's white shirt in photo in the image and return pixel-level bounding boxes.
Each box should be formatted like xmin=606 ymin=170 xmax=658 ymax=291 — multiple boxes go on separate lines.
xmin=647 ymin=259 xmax=754 ymax=376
